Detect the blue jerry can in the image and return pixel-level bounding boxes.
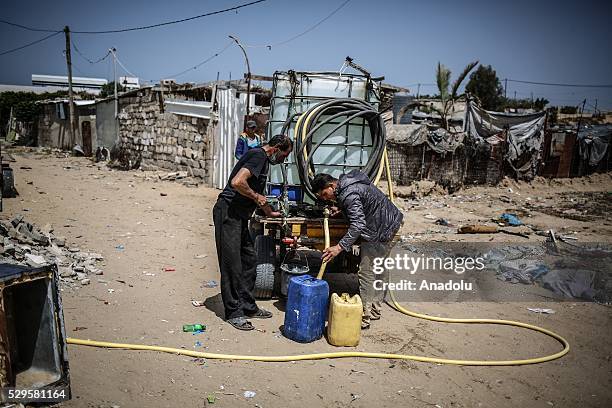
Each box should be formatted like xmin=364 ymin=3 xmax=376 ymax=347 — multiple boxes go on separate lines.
xmin=283 ymin=275 xmax=329 ymax=343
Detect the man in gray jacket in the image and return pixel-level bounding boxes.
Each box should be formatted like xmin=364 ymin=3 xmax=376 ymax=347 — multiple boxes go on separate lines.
xmin=312 ymin=170 xmax=403 ymax=328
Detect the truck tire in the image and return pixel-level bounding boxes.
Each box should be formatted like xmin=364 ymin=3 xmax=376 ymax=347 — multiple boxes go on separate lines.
xmin=254 ymin=235 xmax=276 ymax=299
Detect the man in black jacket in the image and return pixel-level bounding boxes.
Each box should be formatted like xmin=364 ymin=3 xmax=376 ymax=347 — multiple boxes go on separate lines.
xmin=214 ymin=134 xmax=292 ymax=331
xmin=312 ymin=170 xmax=403 ymax=329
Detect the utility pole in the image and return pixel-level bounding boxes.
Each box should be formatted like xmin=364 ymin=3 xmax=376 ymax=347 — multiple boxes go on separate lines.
xmin=575 ymin=99 xmax=587 ymax=176
xmin=229 ymin=35 xmax=251 ymax=129
xmin=64 ymin=26 xmax=77 ymax=148
xmin=110 ymin=48 xmax=118 ymax=118
xmin=576 ymin=99 xmax=587 ymax=131
xmin=416 ymin=83 xmax=421 ymax=99
xmin=504 ymin=78 xmax=507 ymax=99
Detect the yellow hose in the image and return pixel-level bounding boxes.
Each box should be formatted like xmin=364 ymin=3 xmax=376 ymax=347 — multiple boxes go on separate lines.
xmin=67 ymin=209 xmax=570 ymax=366
xmin=373 ymin=148 xmax=386 ymax=185
xmin=383 ymin=148 xmax=394 ymax=204
xmin=315 ymin=208 xmax=331 ymax=280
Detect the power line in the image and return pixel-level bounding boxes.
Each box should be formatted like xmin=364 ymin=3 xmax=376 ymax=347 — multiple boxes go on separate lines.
xmin=72 ymin=0 xmax=266 ymax=34
xmin=0 ymin=30 xmax=62 ymax=56
xmin=71 ymin=60 xmax=95 ymax=78
xmin=72 ymin=40 xmax=111 ymax=64
xmin=405 ymin=83 xmax=437 ymax=87
xmin=0 ymin=0 xmax=265 ymax=35
xmin=168 ymin=41 xmax=234 ymax=79
xmin=244 ymin=0 xmax=351 ymax=49
xmin=114 ymin=54 xmax=137 ymax=78
xmin=0 ymin=19 xmax=58 ymax=33
xmin=506 ymin=78 xmax=612 ymax=88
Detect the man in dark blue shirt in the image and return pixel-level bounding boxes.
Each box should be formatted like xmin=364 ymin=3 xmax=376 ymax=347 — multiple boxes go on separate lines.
xmin=213 ymin=134 xmax=293 ymax=330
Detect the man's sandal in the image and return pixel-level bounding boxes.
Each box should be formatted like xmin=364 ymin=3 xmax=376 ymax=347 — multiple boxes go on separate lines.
xmin=247 ymin=308 xmax=273 ymax=319
xmin=227 ymin=317 xmax=254 ymax=331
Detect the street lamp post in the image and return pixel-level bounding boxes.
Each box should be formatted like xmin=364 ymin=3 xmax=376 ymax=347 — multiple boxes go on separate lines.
xmin=229 ymin=35 xmax=251 ymax=130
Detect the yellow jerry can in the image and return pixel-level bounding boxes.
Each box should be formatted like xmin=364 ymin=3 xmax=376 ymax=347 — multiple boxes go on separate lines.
xmin=327 ymin=293 xmax=362 ymax=347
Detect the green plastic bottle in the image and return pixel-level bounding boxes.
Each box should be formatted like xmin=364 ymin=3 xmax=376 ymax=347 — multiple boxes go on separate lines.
xmin=182 ymin=324 xmax=206 ymax=332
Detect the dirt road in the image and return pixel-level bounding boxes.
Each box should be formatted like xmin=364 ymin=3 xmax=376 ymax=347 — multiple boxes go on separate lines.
xmin=4 ymin=149 xmax=611 ymax=408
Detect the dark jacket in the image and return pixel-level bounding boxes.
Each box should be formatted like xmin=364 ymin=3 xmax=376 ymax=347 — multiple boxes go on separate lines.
xmin=336 ymin=170 xmax=403 ymax=251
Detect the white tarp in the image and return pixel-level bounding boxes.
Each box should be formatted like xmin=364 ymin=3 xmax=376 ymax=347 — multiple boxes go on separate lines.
xmin=465 ymin=101 xmax=546 ymax=178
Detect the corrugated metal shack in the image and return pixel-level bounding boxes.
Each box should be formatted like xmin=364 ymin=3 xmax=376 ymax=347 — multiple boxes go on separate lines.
xmin=540 ymin=125 xmax=611 ymax=178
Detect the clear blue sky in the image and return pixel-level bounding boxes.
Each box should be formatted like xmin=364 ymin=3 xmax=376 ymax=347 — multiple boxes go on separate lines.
xmin=1 ymin=0 xmax=611 ymax=110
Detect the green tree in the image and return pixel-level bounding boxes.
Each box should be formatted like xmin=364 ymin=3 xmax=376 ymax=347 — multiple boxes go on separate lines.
xmin=0 ymin=91 xmax=70 ymax=136
xmin=504 ymin=97 xmax=549 ymax=111
xmin=399 ymin=61 xmax=478 ymax=128
xmin=99 ymin=81 xmax=125 ymax=98
xmin=431 ymin=60 xmax=479 ymax=130
xmin=465 ymin=65 xmax=504 ymax=111
xmin=533 ymin=97 xmax=549 ymax=111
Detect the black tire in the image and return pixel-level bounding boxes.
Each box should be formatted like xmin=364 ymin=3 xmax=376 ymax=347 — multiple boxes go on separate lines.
xmin=254 ymin=235 xmax=276 ymax=299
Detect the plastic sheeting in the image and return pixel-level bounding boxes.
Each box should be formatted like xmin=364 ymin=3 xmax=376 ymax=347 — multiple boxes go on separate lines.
xmin=465 ymin=101 xmax=546 ymax=179
xmin=386 ymin=124 xmax=465 ymax=153
xmin=577 ymin=125 xmax=611 ymax=167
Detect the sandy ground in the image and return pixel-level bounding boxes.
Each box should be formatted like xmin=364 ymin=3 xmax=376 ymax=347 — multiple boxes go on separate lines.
xmin=3 ymin=148 xmax=612 ymax=408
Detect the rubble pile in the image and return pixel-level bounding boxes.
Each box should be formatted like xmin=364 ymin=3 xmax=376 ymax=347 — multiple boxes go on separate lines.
xmin=0 ymin=214 xmax=104 ymax=286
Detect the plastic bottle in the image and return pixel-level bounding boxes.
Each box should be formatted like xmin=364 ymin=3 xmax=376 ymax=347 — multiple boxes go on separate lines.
xmin=183 ymin=324 xmax=206 ymax=332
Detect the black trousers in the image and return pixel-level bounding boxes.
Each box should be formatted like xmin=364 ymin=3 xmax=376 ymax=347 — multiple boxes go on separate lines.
xmin=213 ymin=199 xmax=258 ymax=320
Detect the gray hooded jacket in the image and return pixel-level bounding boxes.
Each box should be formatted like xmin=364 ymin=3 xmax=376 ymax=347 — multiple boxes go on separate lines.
xmin=336 ymin=170 xmax=403 ymax=251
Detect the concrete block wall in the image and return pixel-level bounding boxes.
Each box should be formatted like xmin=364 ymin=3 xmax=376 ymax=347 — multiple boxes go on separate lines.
xmin=117 ymin=89 xmax=213 ymax=183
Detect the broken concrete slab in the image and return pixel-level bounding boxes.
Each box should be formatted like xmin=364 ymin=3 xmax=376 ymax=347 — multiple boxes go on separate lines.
xmin=24 ymin=253 xmax=47 ymax=266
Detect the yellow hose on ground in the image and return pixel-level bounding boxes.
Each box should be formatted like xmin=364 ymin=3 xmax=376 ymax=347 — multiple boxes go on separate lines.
xmin=66 ymin=209 xmax=570 ymax=366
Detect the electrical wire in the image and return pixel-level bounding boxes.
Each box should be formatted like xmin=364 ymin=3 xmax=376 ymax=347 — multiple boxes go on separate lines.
xmin=71 ymin=61 xmax=94 ymax=78
xmin=0 ymin=19 xmax=58 ymax=33
xmin=1 ymin=0 xmax=264 ymax=34
xmin=168 ymin=41 xmax=234 ymax=79
xmin=506 ymin=78 xmax=612 ymax=88
xmin=244 ymin=0 xmax=351 ymax=49
xmin=0 ymin=30 xmax=62 ymax=57
xmin=72 ymin=41 xmax=111 ymax=64
xmin=405 ymin=83 xmax=437 ymax=87
xmin=71 ymin=0 xmax=266 ymax=34
xmin=114 ymin=54 xmax=137 ymax=78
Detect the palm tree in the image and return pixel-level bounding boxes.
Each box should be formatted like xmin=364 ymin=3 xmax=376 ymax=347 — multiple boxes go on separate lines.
xmin=401 ymin=61 xmax=478 ymax=130
xmin=437 ymin=61 xmax=478 ymax=130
